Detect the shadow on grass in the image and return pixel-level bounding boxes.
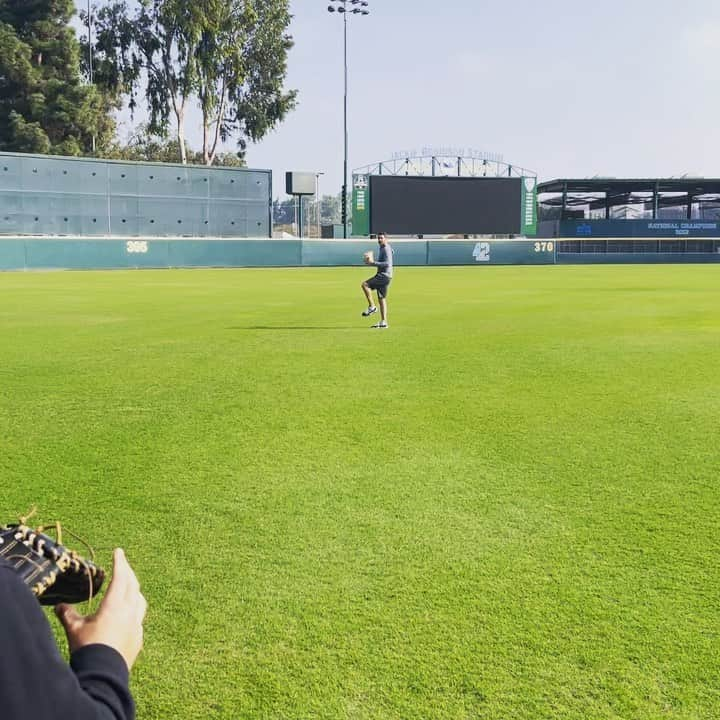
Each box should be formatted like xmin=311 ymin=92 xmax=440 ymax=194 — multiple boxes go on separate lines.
xmin=227 ymin=325 xmax=358 ymax=331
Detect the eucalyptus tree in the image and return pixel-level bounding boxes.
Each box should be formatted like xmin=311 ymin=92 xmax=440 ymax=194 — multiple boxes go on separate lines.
xmin=90 ymin=0 xmax=297 ymax=165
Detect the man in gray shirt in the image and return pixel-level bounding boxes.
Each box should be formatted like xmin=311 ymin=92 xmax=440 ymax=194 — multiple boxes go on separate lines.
xmin=361 ymin=232 xmax=393 ymax=329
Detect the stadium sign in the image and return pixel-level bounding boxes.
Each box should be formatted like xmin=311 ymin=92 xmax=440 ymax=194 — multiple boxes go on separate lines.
xmin=564 ymin=219 xmax=720 ymax=238
xmin=390 ymin=148 xmax=504 ymax=162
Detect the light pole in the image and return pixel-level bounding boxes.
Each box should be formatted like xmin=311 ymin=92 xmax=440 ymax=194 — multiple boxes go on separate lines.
xmin=327 ymin=0 xmax=370 ymax=239
xmin=315 ymin=172 xmax=325 ymax=238
xmin=87 ymin=0 xmax=96 ymax=153
xmin=87 ymin=1 xmax=93 ymax=83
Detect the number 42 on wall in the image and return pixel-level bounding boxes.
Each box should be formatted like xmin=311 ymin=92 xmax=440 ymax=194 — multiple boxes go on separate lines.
xmin=473 ymin=242 xmax=490 ymax=262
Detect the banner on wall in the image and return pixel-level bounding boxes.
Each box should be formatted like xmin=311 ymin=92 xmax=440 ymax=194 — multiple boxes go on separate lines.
xmin=352 ymin=174 xmax=369 ymax=236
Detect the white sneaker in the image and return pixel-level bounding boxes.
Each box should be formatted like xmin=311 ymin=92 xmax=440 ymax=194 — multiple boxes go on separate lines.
xmin=362 ymin=306 xmax=378 ymax=317
xmin=371 ymin=321 xmax=388 ymax=329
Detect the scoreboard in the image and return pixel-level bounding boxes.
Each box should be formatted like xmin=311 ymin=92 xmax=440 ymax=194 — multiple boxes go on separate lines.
xmin=361 ymin=175 xmax=537 ymax=236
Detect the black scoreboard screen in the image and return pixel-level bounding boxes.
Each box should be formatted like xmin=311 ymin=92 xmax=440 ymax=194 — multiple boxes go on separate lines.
xmin=369 ymin=176 xmax=523 ymax=235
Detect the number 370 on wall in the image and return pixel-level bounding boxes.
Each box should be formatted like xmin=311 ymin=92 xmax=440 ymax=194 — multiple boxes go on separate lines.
xmin=534 ymin=241 xmax=554 ymax=252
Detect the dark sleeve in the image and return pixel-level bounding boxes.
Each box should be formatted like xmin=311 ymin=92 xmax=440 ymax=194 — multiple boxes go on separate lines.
xmin=0 ymin=562 xmax=135 ymax=720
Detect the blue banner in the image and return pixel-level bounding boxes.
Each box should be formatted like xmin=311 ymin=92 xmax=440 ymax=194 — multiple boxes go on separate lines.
xmin=560 ymin=220 xmax=720 ymax=238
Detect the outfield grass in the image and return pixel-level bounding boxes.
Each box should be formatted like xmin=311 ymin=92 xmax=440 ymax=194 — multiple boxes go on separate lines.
xmin=1 ymin=264 xmax=718 ymax=719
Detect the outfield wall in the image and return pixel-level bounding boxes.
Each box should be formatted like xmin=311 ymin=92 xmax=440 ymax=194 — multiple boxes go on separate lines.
xmin=2 ymin=237 xmax=719 ymax=271
xmin=556 ymin=252 xmax=720 ymax=264
xmin=554 ymin=238 xmax=720 ymax=264
xmin=0 ymin=152 xmax=272 ymax=238
xmin=0 ymin=238 xmax=554 ymax=271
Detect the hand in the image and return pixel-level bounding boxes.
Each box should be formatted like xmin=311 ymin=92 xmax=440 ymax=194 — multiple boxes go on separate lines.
xmin=55 ymin=548 xmax=147 ymax=671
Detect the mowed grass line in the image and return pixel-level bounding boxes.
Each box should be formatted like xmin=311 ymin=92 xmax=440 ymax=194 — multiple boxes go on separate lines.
xmin=0 ymin=265 xmax=718 ymax=720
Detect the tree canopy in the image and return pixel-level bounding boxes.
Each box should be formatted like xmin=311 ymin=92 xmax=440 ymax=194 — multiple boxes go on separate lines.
xmin=90 ymin=0 xmax=297 ymax=165
xmin=0 ymin=0 xmax=116 ymax=155
xmin=107 ymin=124 xmax=246 ymax=166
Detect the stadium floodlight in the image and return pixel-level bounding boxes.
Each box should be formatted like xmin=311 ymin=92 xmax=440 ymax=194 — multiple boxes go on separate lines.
xmin=327 ymin=0 xmax=371 ymax=239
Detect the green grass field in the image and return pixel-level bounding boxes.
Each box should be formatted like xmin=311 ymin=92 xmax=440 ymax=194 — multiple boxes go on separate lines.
xmin=1 ymin=264 xmax=718 ymax=719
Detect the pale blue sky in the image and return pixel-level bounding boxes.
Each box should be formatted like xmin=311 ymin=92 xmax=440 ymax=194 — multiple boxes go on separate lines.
xmin=77 ymin=1 xmax=720 ymax=196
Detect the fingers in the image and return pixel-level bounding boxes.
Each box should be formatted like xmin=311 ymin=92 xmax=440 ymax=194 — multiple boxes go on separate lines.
xmin=113 ymin=549 xmax=146 ymax=624
xmin=115 ymin=548 xmax=141 ymax=601
xmin=99 ymin=549 xmax=124 ymax=608
xmin=55 ymin=603 xmax=83 ymax=636
xmin=102 ymin=548 xmax=142 ymax=610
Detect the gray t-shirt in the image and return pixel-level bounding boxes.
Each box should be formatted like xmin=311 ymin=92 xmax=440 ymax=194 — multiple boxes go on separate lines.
xmin=374 ymin=243 xmax=393 ymax=278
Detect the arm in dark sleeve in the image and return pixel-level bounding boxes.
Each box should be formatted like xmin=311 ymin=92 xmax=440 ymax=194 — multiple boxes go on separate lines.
xmin=0 ymin=563 xmax=135 ymax=720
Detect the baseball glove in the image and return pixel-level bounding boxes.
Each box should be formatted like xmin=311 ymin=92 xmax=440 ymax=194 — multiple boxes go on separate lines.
xmin=0 ymin=514 xmax=105 ymax=606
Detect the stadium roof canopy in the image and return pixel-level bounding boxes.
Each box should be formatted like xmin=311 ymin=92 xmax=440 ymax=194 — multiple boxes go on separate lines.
xmin=537 ymin=178 xmax=720 ymax=216
xmin=539 ymin=178 xmax=720 ymax=195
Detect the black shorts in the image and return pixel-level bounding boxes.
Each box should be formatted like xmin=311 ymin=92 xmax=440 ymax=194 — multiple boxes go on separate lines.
xmin=366 ymin=273 xmax=391 ymax=299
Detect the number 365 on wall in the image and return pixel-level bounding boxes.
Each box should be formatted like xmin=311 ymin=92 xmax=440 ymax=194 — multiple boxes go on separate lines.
xmin=126 ymin=240 xmax=149 ymax=254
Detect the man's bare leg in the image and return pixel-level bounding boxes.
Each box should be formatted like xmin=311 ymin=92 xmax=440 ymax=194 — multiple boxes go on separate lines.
xmin=361 ymin=282 xmax=375 ymax=308
xmin=379 ymin=297 xmax=387 ymax=323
